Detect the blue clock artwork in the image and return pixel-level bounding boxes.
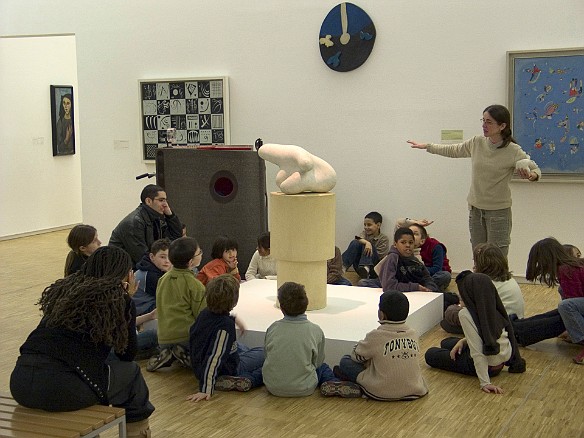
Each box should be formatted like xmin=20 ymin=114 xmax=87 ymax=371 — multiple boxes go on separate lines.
xmin=319 ymin=3 xmax=376 ymax=72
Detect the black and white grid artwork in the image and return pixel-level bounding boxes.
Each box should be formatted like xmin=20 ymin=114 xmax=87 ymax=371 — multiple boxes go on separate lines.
xmin=140 ymin=77 xmax=229 ymax=160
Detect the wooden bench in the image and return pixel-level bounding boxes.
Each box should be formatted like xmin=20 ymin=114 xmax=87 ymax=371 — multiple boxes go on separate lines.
xmin=0 ymin=392 xmax=126 ymax=438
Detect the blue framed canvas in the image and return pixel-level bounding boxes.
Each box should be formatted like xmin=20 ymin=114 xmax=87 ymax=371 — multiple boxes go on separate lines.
xmin=508 ymin=48 xmax=584 ymax=177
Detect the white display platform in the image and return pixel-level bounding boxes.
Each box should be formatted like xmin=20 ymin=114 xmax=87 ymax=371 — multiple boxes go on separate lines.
xmin=237 ymin=279 xmax=443 ymax=365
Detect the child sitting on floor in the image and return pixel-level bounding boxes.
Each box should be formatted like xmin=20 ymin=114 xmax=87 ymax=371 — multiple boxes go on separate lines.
xmin=262 ymin=282 xmax=361 ymax=398
xmin=187 ymin=274 xmax=264 ymax=402
xmin=331 ymin=291 xmax=428 ymax=400
xmin=245 ymin=232 xmax=277 ymax=280
xmin=147 ymin=237 xmax=206 ymax=372
xmin=327 ymin=246 xmax=353 ymax=286
xmin=197 ymin=235 xmax=241 ymax=286
xmin=342 ymin=211 xmax=390 ymax=280
xmin=441 ymin=243 xmax=524 ymax=334
xmin=64 ymin=224 xmax=101 ymax=276
xmin=360 ymin=227 xmax=439 ymax=292
xmin=132 ymin=238 xmax=172 ymax=316
xmin=425 ymin=271 xmax=526 ymax=394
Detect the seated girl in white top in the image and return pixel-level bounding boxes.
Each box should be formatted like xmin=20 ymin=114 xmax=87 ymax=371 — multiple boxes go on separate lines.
xmin=245 ymin=232 xmax=277 ymax=281
xmin=425 ymin=271 xmax=526 ymax=394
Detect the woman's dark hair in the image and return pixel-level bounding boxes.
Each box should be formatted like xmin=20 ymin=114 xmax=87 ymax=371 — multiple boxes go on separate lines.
xmin=278 ymin=282 xmax=308 ymax=316
xmin=169 ymin=237 xmax=199 ymax=269
xmin=526 ymin=237 xmax=584 ymax=287
xmin=211 ymin=235 xmax=238 ymax=259
xmin=58 ymin=93 xmax=73 ymax=119
xmin=483 ymin=104 xmax=516 ymax=148
xmin=38 ymin=246 xmax=133 ymax=352
xmin=64 ymin=224 xmax=97 ymax=276
xmin=206 ymin=274 xmax=240 ymax=314
xmin=257 ymin=232 xmax=270 ymax=250
xmin=473 ymin=242 xmax=512 ymax=282
xmin=67 ymin=224 xmax=97 ymax=253
xmin=81 ymin=246 xmax=132 ymax=281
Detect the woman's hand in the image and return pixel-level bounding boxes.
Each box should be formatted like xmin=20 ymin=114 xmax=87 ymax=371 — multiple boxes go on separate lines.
xmin=449 ymin=338 xmax=466 ymax=360
xmin=518 ymin=168 xmax=538 ymax=181
xmin=407 ymin=140 xmax=427 ymax=149
xmin=481 ymin=384 xmax=504 ymax=394
xmin=419 ymin=285 xmax=431 ymax=292
xmin=186 ymin=392 xmax=211 ymax=402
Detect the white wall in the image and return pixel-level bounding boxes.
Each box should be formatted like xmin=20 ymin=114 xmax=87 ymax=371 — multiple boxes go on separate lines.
xmin=1 ymin=0 xmax=583 ymax=275
xmin=0 ymin=34 xmax=82 ymax=237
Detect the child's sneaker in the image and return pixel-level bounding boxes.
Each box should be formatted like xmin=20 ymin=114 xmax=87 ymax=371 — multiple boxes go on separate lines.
xmin=146 ymin=347 xmax=174 ymax=372
xmin=355 ymin=266 xmax=370 ymax=279
xmin=172 ymin=344 xmax=191 ymax=368
xmin=214 ymin=376 xmax=252 ymax=392
xmin=573 ymin=348 xmax=584 ymax=365
xmin=321 ymin=381 xmax=362 ymax=398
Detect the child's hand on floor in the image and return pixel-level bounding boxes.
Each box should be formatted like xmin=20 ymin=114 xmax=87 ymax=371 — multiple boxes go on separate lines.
xmin=186 ymin=392 xmax=211 ymax=402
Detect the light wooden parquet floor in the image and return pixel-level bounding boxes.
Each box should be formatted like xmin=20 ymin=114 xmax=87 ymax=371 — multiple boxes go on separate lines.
xmin=0 ymin=230 xmax=582 ymax=437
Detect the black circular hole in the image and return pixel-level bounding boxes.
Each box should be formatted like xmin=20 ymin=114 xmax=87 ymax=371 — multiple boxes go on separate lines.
xmin=214 ymin=177 xmax=234 ymax=197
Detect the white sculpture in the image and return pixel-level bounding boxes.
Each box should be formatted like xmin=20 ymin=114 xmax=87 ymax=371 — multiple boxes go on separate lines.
xmin=258 ymin=143 xmax=337 ymax=194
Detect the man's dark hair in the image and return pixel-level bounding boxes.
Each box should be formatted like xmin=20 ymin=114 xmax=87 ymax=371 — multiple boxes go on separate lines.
xmin=278 ymin=282 xmax=308 ymax=316
xmin=169 ymin=237 xmax=198 ymax=269
xmin=140 ymin=184 xmax=164 ymax=203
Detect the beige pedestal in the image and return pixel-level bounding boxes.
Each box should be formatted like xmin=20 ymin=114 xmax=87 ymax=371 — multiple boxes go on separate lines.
xmin=270 ymin=192 xmax=335 ymax=310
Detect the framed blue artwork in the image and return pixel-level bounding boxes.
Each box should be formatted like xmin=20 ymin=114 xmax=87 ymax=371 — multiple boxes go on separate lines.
xmin=508 ymin=48 xmax=584 ymax=177
xmin=319 ymin=3 xmax=375 ymax=72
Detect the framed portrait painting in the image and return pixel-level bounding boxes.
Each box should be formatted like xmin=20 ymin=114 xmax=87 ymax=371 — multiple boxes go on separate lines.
xmin=50 ymin=85 xmax=75 ymax=156
xmin=508 ymin=48 xmax=584 ymax=177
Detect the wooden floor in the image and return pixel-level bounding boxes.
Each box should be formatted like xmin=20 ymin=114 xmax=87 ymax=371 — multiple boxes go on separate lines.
xmin=1 ymin=230 xmax=582 ymax=437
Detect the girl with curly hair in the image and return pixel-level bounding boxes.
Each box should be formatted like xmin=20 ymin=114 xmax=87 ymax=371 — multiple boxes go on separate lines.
xmin=10 ymin=246 xmax=154 ymax=437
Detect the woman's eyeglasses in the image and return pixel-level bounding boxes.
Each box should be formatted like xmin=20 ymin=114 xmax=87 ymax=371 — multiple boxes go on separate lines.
xmin=480 ymin=118 xmax=497 ymax=126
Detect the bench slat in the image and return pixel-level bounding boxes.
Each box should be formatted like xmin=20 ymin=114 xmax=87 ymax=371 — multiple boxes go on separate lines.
xmin=0 ymin=406 xmax=104 ymax=429
xmin=0 ymin=420 xmax=80 ymax=438
xmin=0 ymin=392 xmax=125 ymax=438
xmin=0 ymin=412 xmax=93 ymax=435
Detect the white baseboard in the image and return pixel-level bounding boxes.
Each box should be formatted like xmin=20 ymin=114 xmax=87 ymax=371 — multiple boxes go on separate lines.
xmin=0 ymin=224 xmax=78 ymax=241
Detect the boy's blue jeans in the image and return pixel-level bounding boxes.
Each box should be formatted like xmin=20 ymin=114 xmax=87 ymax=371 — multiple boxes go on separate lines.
xmin=558 ymin=297 xmax=584 ymax=344
xmin=342 ymin=240 xmax=380 ymax=271
xmin=338 ymin=354 xmax=365 ymax=382
xmin=237 ymin=344 xmax=264 ymax=387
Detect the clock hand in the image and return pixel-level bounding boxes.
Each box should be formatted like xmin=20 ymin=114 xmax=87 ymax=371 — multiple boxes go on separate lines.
xmin=340 ymin=2 xmax=350 ymax=45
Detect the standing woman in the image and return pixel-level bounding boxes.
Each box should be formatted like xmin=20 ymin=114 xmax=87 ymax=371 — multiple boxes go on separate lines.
xmin=408 ymin=104 xmax=541 ymax=257
xmin=56 ymin=93 xmax=74 ymax=155
xmin=10 ymin=246 xmax=154 ymax=437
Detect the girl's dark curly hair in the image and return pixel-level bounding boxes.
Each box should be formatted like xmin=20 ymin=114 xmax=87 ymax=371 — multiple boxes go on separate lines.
xmin=38 ymin=246 xmax=133 ymax=352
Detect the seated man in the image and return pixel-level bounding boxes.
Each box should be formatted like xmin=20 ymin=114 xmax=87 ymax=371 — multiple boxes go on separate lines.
xmin=110 ymin=184 xmax=183 ymax=266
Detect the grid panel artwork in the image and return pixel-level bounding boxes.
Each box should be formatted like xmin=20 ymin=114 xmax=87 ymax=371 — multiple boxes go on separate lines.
xmin=140 ymin=77 xmax=229 ymax=160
